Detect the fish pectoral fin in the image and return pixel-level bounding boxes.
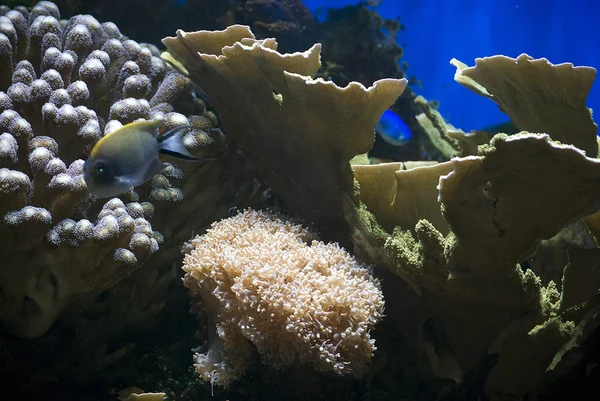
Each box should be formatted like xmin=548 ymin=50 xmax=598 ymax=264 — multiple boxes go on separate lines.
xmin=117 ymin=176 xmax=136 ymax=187
xmin=147 ymin=158 xmax=168 ymax=178
xmin=117 ymin=160 xmax=164 ymax=188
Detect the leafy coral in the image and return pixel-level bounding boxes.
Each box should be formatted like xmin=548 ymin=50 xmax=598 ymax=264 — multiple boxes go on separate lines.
xmin=162 ymin=19 xmax=600 ymax=400
xmin=162 ymin=24 xmax=406 ymax=242
xmin=451 ymin=54 xmax=598 ymax=156
xmin=345 ymin=55 xmax=600 ymax=399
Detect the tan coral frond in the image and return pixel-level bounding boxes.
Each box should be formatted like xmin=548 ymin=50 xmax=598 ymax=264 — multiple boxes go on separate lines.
xmin=353 ymin=161 xmax=452 ymax=234
xmin=162 ymin=25 xmax=407 ymax=241
xmin=451 ymin=54 xmax=598 ymax=156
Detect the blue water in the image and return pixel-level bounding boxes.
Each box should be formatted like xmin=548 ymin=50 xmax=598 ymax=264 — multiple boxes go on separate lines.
xmin=305 ymin=0 xmax=600 ymax=132
xmin=376 ymin=109 xmax=413 ymax=146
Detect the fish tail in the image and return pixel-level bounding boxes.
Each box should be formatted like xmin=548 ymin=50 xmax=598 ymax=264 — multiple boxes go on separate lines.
xmin=158 ymin=125 xmax=191 ymax=142
xmin=158 ymin=125 xmax=204 ymax=161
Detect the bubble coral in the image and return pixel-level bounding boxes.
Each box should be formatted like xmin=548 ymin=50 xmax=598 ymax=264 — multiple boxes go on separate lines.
xmin=182 ymin=209 xmax=384 ymax=387
xmin=0 ymin=1 xmax=252 ymax=339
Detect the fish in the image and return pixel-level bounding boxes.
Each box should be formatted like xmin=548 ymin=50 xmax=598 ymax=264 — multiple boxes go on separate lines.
xmin=375 ymin=109 xmax=413 ymax=146
xmin=84 ymin=120 xmax=202 ymax=198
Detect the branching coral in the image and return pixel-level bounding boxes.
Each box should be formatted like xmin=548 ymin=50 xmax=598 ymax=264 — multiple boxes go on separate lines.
xmin=0 ymin=1 xmax=258 ymax=342
xmin=182 ymin=209 xmax=384 ymax=387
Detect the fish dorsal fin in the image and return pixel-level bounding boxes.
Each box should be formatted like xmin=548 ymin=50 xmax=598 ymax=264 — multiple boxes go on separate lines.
xmin=135 ymin=119 xmax=165 ymax=137
xmin=90 ymin=120 xmax=164 ymax=159
xmin=102 ymin=120 xmax=164 ymax=141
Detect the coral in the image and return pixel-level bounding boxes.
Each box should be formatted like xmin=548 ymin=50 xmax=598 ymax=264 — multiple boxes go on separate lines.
xmin=345 ymin=132 xmax=600 ymax=398
xmin=47 ymin=0 xmax=232 ymax=48
xmin=309 ymin=3 xmax=432 ymax=164
xmin=0 ymin=1 xmax=258 ymax=344
xmin=159 ymin=21 xmax=600 ymax=401
xmin=162 ymin=24 xmax=406 ymax=242
xmin=316 ymin=3 xmax=406 ymax=87
xmin=117 ymin=387 xmax=166 ymax=401
xmin=0 ymin=1 xmax=168 ymax=338
xmin=2 ymin=2 xmax=597 ymax=400
xmin=451 ymin=54 xmax=598 ymax=157
xmin=353 ymin=160 xmax=452 ymax=235
xmin=524 ymin=220 xmax=597 ymax=286
xmin=45 ymin=0 xmax=315 ymax=55
xmin=413 ymin=95 xmax=493 ymax=159
xmin=409 ymin=55 xmax=597 ymax=164
xmin=339 ymin=53 xmax=600 ymax=401
xmin=182 ymin=209 xmax=384 ymax=387
xmin=229 ymin=0 xmax=317 ymax=53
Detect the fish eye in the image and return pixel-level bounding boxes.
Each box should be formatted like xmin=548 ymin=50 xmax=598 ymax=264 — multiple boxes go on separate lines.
xmin=91 ymin=160 xmax=112 ymax=178
xmin=94 ymin=161 xmax=105 ymax=174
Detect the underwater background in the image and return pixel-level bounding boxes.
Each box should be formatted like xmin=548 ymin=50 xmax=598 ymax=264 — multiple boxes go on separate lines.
xmin=304 ymin=0 xmax=600 ymax=131
xmin=0 ymin=1 xmax=599 ymax=401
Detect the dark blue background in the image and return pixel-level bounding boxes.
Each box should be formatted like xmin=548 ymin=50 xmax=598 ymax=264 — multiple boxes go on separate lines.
xmin=304 ymin=0 xmax=599 ymax=131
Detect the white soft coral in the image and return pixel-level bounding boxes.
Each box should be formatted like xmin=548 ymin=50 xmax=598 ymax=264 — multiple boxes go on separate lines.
xmin=182 ymin=209 xmax=384 ymax=387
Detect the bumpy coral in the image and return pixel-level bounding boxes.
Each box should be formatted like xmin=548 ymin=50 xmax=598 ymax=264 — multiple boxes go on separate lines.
xmin=0 ymin=111 xmax=158 ymax=338
xmin=0 ymin=1 xmax=254 ymax=339
xmin=182 ymin=209 xmax=384 ymax=387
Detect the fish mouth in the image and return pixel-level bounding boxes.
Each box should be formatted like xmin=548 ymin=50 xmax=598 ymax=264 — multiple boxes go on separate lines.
xmin=82 ymin=170 xmax=93 ymax=191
